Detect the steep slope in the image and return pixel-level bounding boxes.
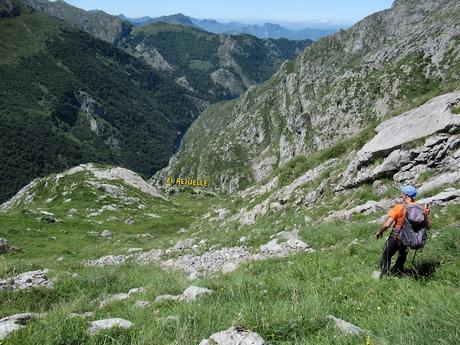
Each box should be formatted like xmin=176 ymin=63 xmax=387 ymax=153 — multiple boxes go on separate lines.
xmin=121 ymin=23 xmax=312 ymax=101
xmin=156 ymin=0 xmax=460 ymax=192
xmin=0 ymin=0 xmax=202 ymax=202
xmin=23 ymin=1 xmax=312 ymax=101
xmin=23 ymin=0 xmax=132 ymax=44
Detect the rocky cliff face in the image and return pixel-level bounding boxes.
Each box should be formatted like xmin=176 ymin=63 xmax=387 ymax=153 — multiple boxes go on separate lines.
xmin=155 ymin=0 xmax=460 ymax=192
xmin=24 ymin=0 xmax=132 ymax=44
xmin=123 ymin=23 xmax=312 ymax=102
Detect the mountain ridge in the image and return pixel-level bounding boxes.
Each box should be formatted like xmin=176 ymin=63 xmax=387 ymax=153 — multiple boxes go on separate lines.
xmin=120 ymin=12 xmax=337 ymax=41
xmin=154 ymin=0 xmax=460 ymax=192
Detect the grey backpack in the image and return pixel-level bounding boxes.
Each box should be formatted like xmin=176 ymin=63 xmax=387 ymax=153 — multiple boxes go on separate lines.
xmin=400 ymin=202 xmax=427 ymax=249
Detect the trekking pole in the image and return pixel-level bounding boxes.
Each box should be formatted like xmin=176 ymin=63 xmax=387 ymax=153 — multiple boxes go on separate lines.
xmin=411 ymin=249 xmax=418 ymax=276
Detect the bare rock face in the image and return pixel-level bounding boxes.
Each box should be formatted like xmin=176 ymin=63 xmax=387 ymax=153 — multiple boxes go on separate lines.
xmin=0 ymin=270 xmax=53 ymax=291
xmin=87 ymin=318 xmax=133 ymax=335
xmin=199 ymin=326 xmax=265 ymax=345
xmin=359 ymin=92 xmax=460 ymax=157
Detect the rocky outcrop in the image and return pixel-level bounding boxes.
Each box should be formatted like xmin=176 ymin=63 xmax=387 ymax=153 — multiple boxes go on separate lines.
xmin=199 ymin=326 xmax=265 ymax=345
xmin=24 ymin=0 xmax=132 ymax=44
xmin=0 ymin=270 xmax=53 ymax=291
xmin=1 ymin=163 xmax=167 ymax=211
xmin=134 ymin=43 xmax=174 ymax=72
xmin=336 ymin=94 xmax=460 ymax=191
xmin=359 ymin=92 xmax=460 ymax=157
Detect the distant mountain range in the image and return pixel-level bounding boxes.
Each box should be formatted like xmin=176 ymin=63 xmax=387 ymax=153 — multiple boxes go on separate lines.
xmin=119 ymin=13 xmax=337 ymax=41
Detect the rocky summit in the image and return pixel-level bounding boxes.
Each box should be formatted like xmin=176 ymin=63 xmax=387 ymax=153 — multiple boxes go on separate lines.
xmin=0 ymin=0 xmax=459 ymax=344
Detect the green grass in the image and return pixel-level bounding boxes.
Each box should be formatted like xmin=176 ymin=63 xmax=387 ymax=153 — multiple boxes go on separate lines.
xmin=1 ymin=196 xmax=458 ymax=344
xmin=452 ymin=104 xmax=460 ymax=115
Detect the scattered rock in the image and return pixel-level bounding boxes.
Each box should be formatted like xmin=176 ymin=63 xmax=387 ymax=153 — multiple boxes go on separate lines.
xmin=40 ymin=214 xmax=56 ymax=223
xmin=0 ymin=238 xmax=9 ymax=254
xmin=84 ymin=255 xmax=126 ymax=267
xmin=126 ymin=248 xmax=143 ymax=253
xmin=99 ymin=293 xmax=130 ymax=307
xmin=100 ymin=230 xmax=113 ymax=239
xmin=125 ymin=217 xmax=135 ymax=225
xmin=87 ymin=318 xmax=133 ymax=335
xmin=199 ymin=326 xmax=265 ymax=345
xmin=326 ymin=315 xmax=367 ymax=335
xmin=155 ymin=294 xmax=182 ymax=302
xmin=70 ymin=312 xmax=95 ymax=319
xmin=0 ymin=313 xmax=45 ymax=340
xmin=260 ymin=239 xmax=283 ymax=253
xmin=372 ymin=271 xmax=381 ymax=280
xmin=128 ymin=287 xmax=146 ymax=295
xmin=347 ymin=238 xmax=359 ymax=247
xmin=137 ymin=233 xmax=154 ymax=240
xmin=155 ymin=286 xmax=213 ymax=303
xmin=0 ymin=270 xmax=53 ymax=291
xmin=182 ymin=286 xmax=213 ymax=301
xmin=134 ymin=300 xmax=150 ymax=308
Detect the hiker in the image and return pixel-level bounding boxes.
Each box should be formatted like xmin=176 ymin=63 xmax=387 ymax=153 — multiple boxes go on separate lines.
xmin=375 ymin=185 xmax=431 ymax=276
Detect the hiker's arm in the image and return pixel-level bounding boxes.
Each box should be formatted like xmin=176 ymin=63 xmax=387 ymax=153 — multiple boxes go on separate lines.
xmin=375 ymin=217 xmax=394 ymax=239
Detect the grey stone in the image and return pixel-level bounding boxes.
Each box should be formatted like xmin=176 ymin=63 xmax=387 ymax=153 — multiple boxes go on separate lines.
xmin=99 ymin=293 xmax=129 ymax=307
xmin=0 ymin=238 xmax=9 ymax=254
xmin=84 ymin=255 xmax=126 ymax=267
xmin=182 ymin=286 xmax=213 ymax=301
xmin=0 ymin=313 xmax=45 ymax=340
xmin=155 ymin=294 xmax=182 ymax=302
xmin=134 ymin=300 xmax=150 ymax=308
xmin=87 ymin=318 xmax=133 ymax=335
xmin=199 ymin=326 xmax=265 ymax=345
xmin=100 ymin=230 xmax=113 ymax=238
xmin=0 ymin=269 xmax=53 ymax=291
xmin=359 ymin=92 xmax=460 ymax=157
xmin=326 ymin=315 xmax=367 ymax=335
xmin=418 ymin=189 xmax=460 ymax=206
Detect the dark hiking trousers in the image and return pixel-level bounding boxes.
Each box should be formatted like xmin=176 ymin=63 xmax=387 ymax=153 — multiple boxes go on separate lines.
xmin=380 ymin=236 xmax=409 ymax=275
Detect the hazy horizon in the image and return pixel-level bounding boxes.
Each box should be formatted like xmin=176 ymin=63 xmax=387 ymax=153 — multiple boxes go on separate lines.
xmin=65 ymin=0 xmax=394 ymax=29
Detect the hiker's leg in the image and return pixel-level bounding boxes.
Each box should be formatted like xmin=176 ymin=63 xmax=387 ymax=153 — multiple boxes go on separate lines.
xmin=380 ymin=237 xmax=398 ymax=275
xmin=393 ymin=245 xmax=409 ymax=272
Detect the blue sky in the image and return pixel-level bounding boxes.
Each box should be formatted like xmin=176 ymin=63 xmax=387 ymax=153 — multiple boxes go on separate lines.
xmin=65 ymin=0 xmax=394 ymax=26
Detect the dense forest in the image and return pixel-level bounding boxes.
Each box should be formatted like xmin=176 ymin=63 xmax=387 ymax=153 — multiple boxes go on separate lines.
xmin=0 ymin=2 xmax=201 ymax=202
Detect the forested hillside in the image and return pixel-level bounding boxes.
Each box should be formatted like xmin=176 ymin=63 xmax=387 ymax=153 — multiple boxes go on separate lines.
xmin=0 ymin=0 xmax=202 ymax=202
xmin=124 ymin=23 xmax=311 ymax=101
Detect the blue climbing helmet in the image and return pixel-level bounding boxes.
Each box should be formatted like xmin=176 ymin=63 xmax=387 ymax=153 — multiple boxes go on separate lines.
xmin=401 ymin=185 xmax=417 ymax=198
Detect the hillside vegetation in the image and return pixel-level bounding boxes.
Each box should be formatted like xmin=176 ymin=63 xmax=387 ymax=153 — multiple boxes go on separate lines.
xmin=0 ymin=0 xmax=201 ymax=203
